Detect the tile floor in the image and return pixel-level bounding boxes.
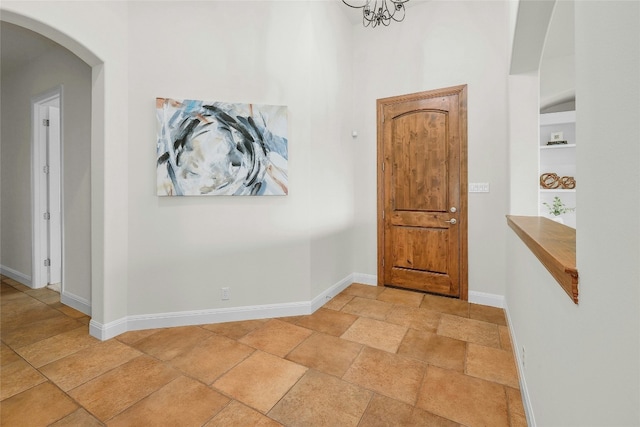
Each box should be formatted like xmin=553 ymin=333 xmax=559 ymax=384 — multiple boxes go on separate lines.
xmin=1 ymin=276 xmax=527 ymax=426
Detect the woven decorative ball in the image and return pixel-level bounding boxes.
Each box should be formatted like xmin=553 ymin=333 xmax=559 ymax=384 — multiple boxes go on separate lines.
xmin=560 ymin=176 xmax=576 ymax=189
xmin=540 ymin=173 xmax=560 ymax=189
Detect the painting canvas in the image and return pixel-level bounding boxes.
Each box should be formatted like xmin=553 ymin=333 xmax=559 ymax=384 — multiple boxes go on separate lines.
xmin=156 ymin=98 xmax=288 ymax=196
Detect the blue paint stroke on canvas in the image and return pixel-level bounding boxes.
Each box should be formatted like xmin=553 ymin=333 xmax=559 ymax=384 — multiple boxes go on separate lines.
xmin=156 ymin=98 xmax=288 ymax=196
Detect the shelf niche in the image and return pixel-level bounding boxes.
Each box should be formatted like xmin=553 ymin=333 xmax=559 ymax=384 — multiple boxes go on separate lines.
xmin=539 ymin=110 xmax=576 ymax=228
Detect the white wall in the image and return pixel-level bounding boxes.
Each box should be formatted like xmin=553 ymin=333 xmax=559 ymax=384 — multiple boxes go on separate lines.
xmin=0 ymin=30 xmax=92 ymax=303
xmin=506 ymin=1 xmax=640 ymax=425
xmin=124 ymin=1 xmax=355 ymax=315
xmin=351 ymin=1 xmax=511 ymax=297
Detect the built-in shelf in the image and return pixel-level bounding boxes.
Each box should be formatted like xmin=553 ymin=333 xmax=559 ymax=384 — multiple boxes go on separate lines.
xmin=506 ymin=215 xmax=578 ymax=304
xmin=540 ymin=111 xmax=576 ymax=228
xmin=540 ymin=189 xmax=576 ymax=193
xmin=540 ymin=143 xmax=576 ymax=150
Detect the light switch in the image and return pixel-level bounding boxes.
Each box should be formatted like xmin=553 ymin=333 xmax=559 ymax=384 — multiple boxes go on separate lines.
xmin=469 ymin=182 xmax=490 ymax=193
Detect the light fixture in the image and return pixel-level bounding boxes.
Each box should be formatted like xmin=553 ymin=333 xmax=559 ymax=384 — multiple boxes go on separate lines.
xmin=342 ymin=0 xmax=409 ymax=28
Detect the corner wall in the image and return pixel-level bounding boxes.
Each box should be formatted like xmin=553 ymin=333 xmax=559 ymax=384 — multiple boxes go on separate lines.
xmin=0 ymin=30 xmax=92 ymax=305
xmin=351 ymin=1 xmax=511 ymax=297
xmin=506 ymin=1 xmax=640 ymax=424
xmin=125 ymin=1 xmax=355 ymax=316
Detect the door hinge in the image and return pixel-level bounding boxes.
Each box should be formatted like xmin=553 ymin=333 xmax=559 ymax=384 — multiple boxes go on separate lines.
xmin=382 ymin=258 xmax=385 ymax=267
xmin=43 ymin=119 xmax=50 ymax=127
xmin=43 ymin=212 xmax=50 ymax=220
xmin=382 ymin=210 xmax=385 ymax=219
xmin=382 ymin=163 xmax=385 ymax=172
xmin=43 ymin=165 xmax=50 ymax=174
xmin=44 ymin=259 xmax=51 ymax=267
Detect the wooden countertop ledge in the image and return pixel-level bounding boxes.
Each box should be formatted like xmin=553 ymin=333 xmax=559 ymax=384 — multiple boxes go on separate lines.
xmin=506 ymin=215 xmax=578 ymax=304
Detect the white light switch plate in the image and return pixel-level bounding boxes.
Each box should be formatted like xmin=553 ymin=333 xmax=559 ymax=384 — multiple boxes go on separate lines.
xmin=469 ymin=182 xmax=490 ymax=193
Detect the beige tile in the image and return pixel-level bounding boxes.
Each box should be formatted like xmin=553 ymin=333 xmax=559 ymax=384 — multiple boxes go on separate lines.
xmin=202 ymin=319 xmax=269 ymax=340
xmin=342 ymin=283 xmax=385 ymax=299
xmin=323 ymin=292 xmax=354 ymax=311
xmin=0 ymin=382 xmax=77 ymax=426
xmin=3 ymin=278 xmax=31 ymax=291
xmin=466 ymin=343 xmax=520 ymax=388
xmin=40 ymin=339 xmax=142 ymax=391
xmin=341 ymin=317 xmax=407 ymax=353
xmin=286 ymin=332 xmax=362 ymax=377
xmin=49 ymin=302 xmax=89 ymax=319
xmin=341 ymin=296 xmax=394 ymax=320
xmin=385 ymin=305 xmax=441 ymax=333
xmin=0 ymin=342 xmax=21 ymax=366
xmin=416 ymin=366 xmax=509 ymax=427
xmin=131 ymin=325 xmax=214 ymax=361
xmin=115 ymin=328 xmax=161 ymax=346
xmin=511 ymin=411 xmax=529 ymax=427
xmin=170 ymin=334 xmax=254 ymax=384
xmin=397 ymin=329 xmax=466 ymax=371
xmin=16 ymin=326 xmax=99 ymax=368
xmin=469 ymin=303 xmax=507 ymax=325
xmin=277 ymin=315 xmax=304 ymax=324
xmin=437 ymin=314 xmax=501 ymax=348
xmin=1 ymin=299 xmax=63 ymax=327
xmin=377 ymin=287 xmax=425 ymax=307
xmin=1 ymin=315 xmax=81 ymax=348
xmin=108 ymin=376 xmax=229 ymax=427
xmin=294 ymin=308 xmax=358 ymax=336
xmin=49 ymin=408 xmax=103 ymax=427
xmin=239 ymin=319 xmax=312 ymax=357
xmin=269 ymin=369 xmax=372 ymax=427
xmin=499 ymin=325 xmax=513 ymax=353
xmin=507 ymin=386 xmax=525 ymax=415
xmin=0 ymin=359 xmax=47 ymax=400
xmin=507 ymin=386 xmax=527 ymax=427
xmin=205 ymin=400 xmax=282 ymax=427
xmin=69 ymin=355 xmax=180 ymax=422
xmin=343 ymin=347 xmax=425 ymax=405
xmin=213 ymin=351 xmax=307 ymax=413
xmin=25 ymin=287 xmax=60 ymax=304
xmin=2 ymin=312 xmax=81 ymax=348
xmin=359 ymin=394 xmax=460 ymax=427
xmin=421 ymin=294 xmax=469 ymax=317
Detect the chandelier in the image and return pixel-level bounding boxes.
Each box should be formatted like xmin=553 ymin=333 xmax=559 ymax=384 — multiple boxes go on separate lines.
xmin=342 ymin=0 xmax=409 ymax=28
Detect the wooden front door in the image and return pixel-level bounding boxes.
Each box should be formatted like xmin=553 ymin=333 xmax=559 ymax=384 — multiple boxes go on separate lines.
xmin=377 ymin=85 xmax=468 ymax=299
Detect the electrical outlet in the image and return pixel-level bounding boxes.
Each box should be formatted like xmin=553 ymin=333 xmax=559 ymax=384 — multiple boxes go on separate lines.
xmin=521 ymin=345 xmax=526 ymax=368
xmin=221 ymin=287 xmax=230 ymax=301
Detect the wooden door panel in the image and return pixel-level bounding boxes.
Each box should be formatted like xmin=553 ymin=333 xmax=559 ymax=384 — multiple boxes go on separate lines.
xmin=392 ymin=227 xmax=448 ymax=273
xmin=390 ymin=269 xmax=452 ymax=295
xmin=392 ymin=111 xmax=448 ymax=212
xmin=378 ymin=85 xmax=467 ymax=299
xmin=390 ymin=212 xmax=443 ymax=228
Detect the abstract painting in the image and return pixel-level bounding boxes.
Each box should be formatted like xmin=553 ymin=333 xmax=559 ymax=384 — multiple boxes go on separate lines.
xmin=156 ymin=98 xmax=288 ymax=196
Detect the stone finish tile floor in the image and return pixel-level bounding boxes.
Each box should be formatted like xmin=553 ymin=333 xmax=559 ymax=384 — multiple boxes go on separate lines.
xmin=0 ymin=277 xmax=527 ymax=426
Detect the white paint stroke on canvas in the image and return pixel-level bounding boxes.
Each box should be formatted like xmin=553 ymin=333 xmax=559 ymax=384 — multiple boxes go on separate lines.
xmin=156 ymin=98 xmax=288 ymax=196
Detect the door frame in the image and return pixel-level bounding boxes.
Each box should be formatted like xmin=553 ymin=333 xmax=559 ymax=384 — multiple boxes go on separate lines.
xmin=376 ymin=85 xmax=469 ymax=300
xmin=31 ymin=86 xmax=63 ymax=289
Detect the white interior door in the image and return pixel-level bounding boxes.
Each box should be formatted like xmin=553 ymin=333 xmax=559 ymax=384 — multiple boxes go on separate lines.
xmin=47 ymin=106 xmax=62 ymax=285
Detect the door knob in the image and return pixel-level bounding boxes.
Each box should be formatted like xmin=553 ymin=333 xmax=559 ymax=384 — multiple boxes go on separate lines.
xmin=450 ymin=207 xmax=457 ymax=213
xmin=445 ymin=218 xmax=457 ymax=224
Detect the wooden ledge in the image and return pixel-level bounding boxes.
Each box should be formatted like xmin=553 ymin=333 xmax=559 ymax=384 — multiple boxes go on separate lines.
xmin=506 ymin=215 xmax=578 ymax=304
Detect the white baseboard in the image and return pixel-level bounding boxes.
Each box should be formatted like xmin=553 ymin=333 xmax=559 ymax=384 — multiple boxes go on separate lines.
xmin=89 ymin=273 xmax=361 ymax=341
xmin=352 ymin=273 xmax=377 ymax=286
xmin=503 ymin=301 xmax=536 ymax=427
xmin=90 ymin=317 xmax=128 ymax=341
xmin=468 ymin=290 xmax=505 ymax=308
xmin=61 ymin=291 xmax=91 ymax=316
xmin=0 ymin=265 xmax=32 ymax=287
xmin=311 ymin=274 xmax=355 ymax=312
